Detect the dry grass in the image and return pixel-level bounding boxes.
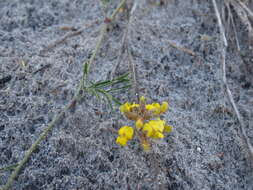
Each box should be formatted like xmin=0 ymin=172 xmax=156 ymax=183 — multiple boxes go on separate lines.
xmin=212 ymin=0 xmax=253 ymax=166
xmin=223 ymin=0 xmax=253 ymax=50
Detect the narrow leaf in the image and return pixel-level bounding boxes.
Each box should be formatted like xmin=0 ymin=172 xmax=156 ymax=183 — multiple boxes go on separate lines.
xmin=106 ymin=85 xmax=131 ymax=93
xmin=114 ymin=73 xmax=129 ymax=81
xmin=0 ymin=164 xmax=19 ymax=172
xmin=111 ymin=96 xmax=122 ymax=105
xmin=90 ymin=80 xmax=112 ymax=88
xmin=89 ymin=88 xmax=101 ymax=100
xmin=83 ymin=62 xmax=89 ymax=75
xmin=97 ymin=89 xmax=113 ymax=109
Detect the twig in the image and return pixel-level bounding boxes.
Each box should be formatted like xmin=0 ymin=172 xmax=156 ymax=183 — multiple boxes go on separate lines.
xmin=32 ymin=64 xmax=51 ymax=75
xmin=2 ymin=1 xmax=127 ymax=189
xmin=212 ymin=0 xmax=253 ymax=166
xmin=110 ymin=23 xmax=129 ymax=80
xmin=110 ymin=0 xmax=138 ymax=81
xmin=125 ymin=0 xmax=141 ymax=101
xmin=59 ymin=26 xmax=78 ymax=31
xmin=83 ymin=0 xmax=127 ymax=84
xmin=212 ymin=0 xmax=228 ymax=47
xmin=40 ymin=20 xmax=100 ymax=54
xmin=0 ymin=75 xmax=12 ymax=85
xmin=231 ymin=0 xmax=253 ymax=47
xmin=110 ymin=0 xmax=127 ymax=20
xmin=237 ymin=0 xmax=253 ymax=19
xmin=226 ymin=1 xmax=241 ymax=51
xmin=167 ymin=40 xmax=196 ymax=56
xmin=82 ymin=24 xmax=107 ymax=85
xmin=127 ymin=44 xmax=140 ymax=101
xmin=110 ymin=0 xmax=136 ymax=81
xmin=41 ymin=30 xmax=82 ymax=53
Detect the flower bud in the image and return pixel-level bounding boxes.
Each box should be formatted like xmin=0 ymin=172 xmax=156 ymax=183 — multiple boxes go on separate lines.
xmin=160 ymin=101 xmax=169 ymax=113
xmin=135 ymin=119 xmax=144 ymax=130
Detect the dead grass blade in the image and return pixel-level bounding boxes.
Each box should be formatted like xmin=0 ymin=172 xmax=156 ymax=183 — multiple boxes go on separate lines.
xmin=230 ymin=0 xmax=253 ymax=47
xmin=212 ymin=0 xmax=253 ymax=167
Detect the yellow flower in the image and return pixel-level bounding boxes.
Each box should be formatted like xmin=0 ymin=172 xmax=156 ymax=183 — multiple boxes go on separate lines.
xmin=146 ymin=103 xmax=160 ymax=111
xmin=117 ymin=97 xmax=172 ymax=150
xmin=142 ymin=119 xmax=166 ymax=139
xmin=135 ymin=119 xmax=144 ymax=130
xmin=116 ymin=136 xmax=128 ymax=146
xmin=145 ymin=101 xmax=169 ymax=115
xmin=131 ymin=103 xmax=140 ymax=109
xmin=116 ymin=126 xmax=134 ymax=146
xmin=160 ymin=102 xmax=169 ymax=113
xmin=140 ymin=96 xmax=146 ymax=105
xmin=118 ymin=126 xmax=134 ymax=139
xmin=164 ymin=125 xmax=173 ymax=133
xmin=120 ymin=102 xmax=130 ymax=113
xmin=142 ymin=141 xmax=151 ymax=151
xmin=140 ymin=96 xmax=146 ymax=102
xmin=146 ymin=103 xmax=161 ymax=114
xmin=120 ymin=102 xmax=139 ymax=113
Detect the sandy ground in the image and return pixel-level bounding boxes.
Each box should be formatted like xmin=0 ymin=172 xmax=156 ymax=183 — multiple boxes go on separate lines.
xmin=0 ymin=0 xmax=253 ymax=189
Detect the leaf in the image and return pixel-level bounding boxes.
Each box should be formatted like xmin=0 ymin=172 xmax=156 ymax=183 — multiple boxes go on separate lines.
xmin=90 ymin=78 xmax=129 ymax=89
xmin=106 ymin=85 xmax=131 ymax=93
xmin=88 ymin=72 xmax=130 ymax=89
xmin=0 ymin=163 xmax=19 ymax=172
xmin=82 ymin=62 xmax=91 ymax=87
xmin=89 ymin=88 xmax=101 ymax=100
xmin=114 ymin=73 xmax=129 ymax=81
xmin=110 ymin=78 xmax=130 ymax=86
xmin=83 ymin=62 xmax=89 ymax=76
xmin=90 ymin=80 xmax=112 ymax=88
xmin=111 ymin=96 xmax=122 ymax=105
xmin=96 ymin=89 xmax=113 ymax=110
xmin=84 ymin=72 xmax=131 ymax=108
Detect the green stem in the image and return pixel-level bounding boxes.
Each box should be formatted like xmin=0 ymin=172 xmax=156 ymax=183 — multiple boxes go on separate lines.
xmin=2 ymin=1 xmax=126 ymax=189
xmin=82 ymin=0 xmax=127 ymax=85
xmin=2 ymin=83 xmax=82 ymax=190
xmin=85 ymin=24 xmax=107 ymax=80
xmin=0 ymin=164 xmax=19 ymax=172
xmin=110 ymin=0 xmax=126 ymax=20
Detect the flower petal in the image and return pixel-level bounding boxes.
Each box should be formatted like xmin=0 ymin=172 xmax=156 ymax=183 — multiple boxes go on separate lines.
xmin=116 ymin=136 xmax=128 ymax=146
xmin=142 ymin=122 xmax=153 ymax=137
xmin=160 ymin=101 xmax=169 ymax=113
xmin=135 ymin=119 xmax=143 ymax=130
xmin=164 ymin=125 xmax=173 ymax=133
xmin=118 ymin=126 xmax=134 ymax=140
xmin=142 ymin=119 xmax=167 ymax=138
xmin=153 ymin=132 xmax=164 ymax=139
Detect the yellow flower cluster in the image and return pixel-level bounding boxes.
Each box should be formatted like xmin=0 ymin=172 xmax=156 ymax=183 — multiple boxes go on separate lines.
xmin=116 ymin=96 xmax=173 ymax=150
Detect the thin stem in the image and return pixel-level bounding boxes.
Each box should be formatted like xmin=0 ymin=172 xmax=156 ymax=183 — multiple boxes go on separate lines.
xmin=126 ymin=1 xmax=140 ymax=101
xmin=0 ymin=164 xmax=19 ymax=172
xmin=85 ymin=24 xmax=107 ymax=80
xmin=110 ymin=0 xmax=126 ymax=20
xmin=2 ymin=82 xmax=82 ymax=190
xmin=212 ymin=0 xmax=253 ymax=166
xmin=2 ymin=0 xmax=127 ymax=189
xmin=82 ymin=0 xmax=127 ymax=86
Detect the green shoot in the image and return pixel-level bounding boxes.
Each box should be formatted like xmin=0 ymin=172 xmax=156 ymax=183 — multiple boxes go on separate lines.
xmin=84 ymin=73 xmax=131 ymax=108
xmin=0 ymin=164 xmax=19 ymax=172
